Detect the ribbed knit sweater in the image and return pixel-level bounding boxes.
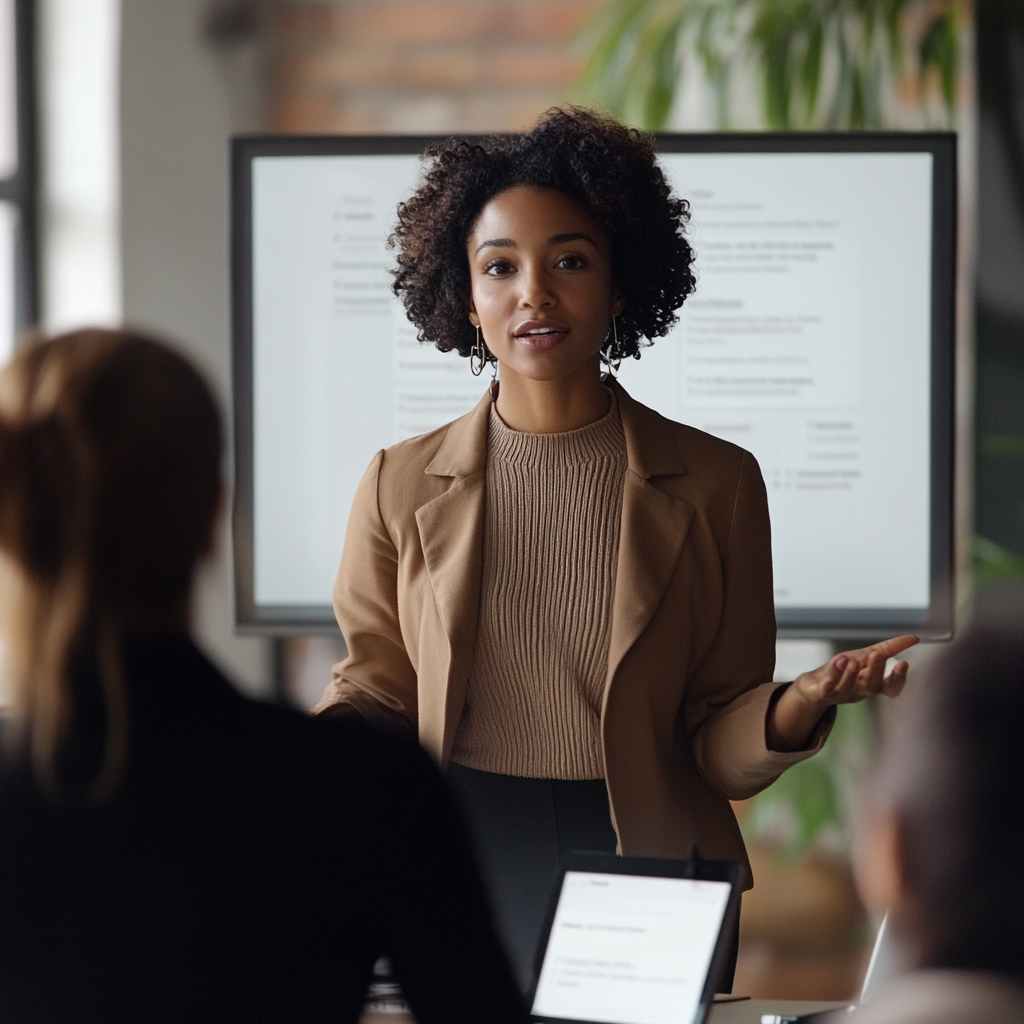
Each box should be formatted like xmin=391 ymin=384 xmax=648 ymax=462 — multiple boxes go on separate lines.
xmin=449 ymin=391 xmax=627 ymax=780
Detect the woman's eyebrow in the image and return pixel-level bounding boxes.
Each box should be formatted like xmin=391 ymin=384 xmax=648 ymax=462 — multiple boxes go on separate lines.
xmin=475 ymin=237 xmax=516 ymax=254
xmin=549 ymin=232 xmax=598 ymax=246
xmin=474 ymin=231 xmax=599 ymax=255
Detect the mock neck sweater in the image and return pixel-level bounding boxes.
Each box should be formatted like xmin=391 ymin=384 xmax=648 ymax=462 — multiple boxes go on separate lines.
xmin=450 ymin=392 xmax=627 ymax=780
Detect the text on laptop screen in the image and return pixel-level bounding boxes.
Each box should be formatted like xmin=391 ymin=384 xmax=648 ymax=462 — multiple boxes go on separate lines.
xmin=531 ymin=871 xmax=731 ymax=1024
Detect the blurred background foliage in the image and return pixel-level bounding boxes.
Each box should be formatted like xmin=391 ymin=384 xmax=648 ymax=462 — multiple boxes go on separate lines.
xmin=575 ymin=0 xmax=964 ymax=131
xmin=974 ymin=536 xmax=1024 ymax=587
xmin=740 ymin=700 xmax=874 ymax=860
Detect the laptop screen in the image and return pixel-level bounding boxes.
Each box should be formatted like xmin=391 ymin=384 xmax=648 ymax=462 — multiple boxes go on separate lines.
xmin=531 ymin=871 xmax=732 ymax=1024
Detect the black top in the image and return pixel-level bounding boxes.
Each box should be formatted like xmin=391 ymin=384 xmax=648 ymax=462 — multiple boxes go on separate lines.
xmin=0 ymin=636 xmax=527 ymax=1023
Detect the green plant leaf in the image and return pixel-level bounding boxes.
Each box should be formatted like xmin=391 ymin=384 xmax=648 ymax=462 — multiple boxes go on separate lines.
xmin=800 ymin=15 xmax=825 ymax=124
xmin=974 ymin=535 xmax=1024 ymax=587
xmin=919 ymin=8 xmax=959 ymax=111
xmin=741 ymin=698 xmax=878 ymax=860
xmin=572 ymin=0 xmax=962 ymax=132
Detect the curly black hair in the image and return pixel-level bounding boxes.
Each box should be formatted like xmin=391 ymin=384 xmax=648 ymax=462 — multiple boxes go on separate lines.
xmin=389 ymin=107 xmax=696 ymax=363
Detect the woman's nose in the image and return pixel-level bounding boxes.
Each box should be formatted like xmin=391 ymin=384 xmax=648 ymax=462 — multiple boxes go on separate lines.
xmin=517 ymin=265 xmax=556 ymax=309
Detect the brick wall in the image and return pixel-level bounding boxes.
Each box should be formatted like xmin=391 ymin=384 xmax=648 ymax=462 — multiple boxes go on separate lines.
xmin=267 ymin=0 xmax=601 ymax=134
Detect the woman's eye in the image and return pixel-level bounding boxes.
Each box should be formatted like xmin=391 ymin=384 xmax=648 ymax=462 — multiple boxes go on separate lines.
xmin=556 ymin=254 xmax=587 ymax=270
xmin=483 ymin=260 xmax=514 ymax=276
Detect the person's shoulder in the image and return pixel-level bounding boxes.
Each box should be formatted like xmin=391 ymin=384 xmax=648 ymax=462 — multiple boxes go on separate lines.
xmin=617 ymin=384 xmax=757 ymax=477
xmin=846 ymin=970 xmax=1024 ymax=1024
xmin=668 ymin=418 xmax=753 ymax=468
xmin=138 ymin=639 xmax=417 ymax=783
xmin=202 ymin=680 xmax=438 ymax=827
xmin=379 ymin=423 xmax=450 ymax=471
xmin=229 ymin=683 xmax=413 ymax=768
xmin=368 ymin=390 xmax=491 ymax=521
xmin=378 ymin=393 xmax=488 ymax=472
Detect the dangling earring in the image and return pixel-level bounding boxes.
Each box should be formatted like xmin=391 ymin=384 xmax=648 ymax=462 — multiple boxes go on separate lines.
xmin=470 ymin=324 xmax=486 ymax=376
xmin=602 ymin=314 xmax=622 ymax=378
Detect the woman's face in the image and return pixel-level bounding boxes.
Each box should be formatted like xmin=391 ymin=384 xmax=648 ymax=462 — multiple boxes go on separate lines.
xmin=466 ymin=186 xmax=623 ymax=383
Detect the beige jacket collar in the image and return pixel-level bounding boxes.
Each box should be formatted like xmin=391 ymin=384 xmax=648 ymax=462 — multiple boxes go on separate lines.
xmin=417 ymin=379 xmax=694 ymax=762
xmin=424 ymin=378 xmax=688 ymax=481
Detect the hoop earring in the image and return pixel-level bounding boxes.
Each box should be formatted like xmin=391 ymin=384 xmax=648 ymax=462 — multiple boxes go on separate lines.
xmin=602 ymin=314 xmax=622 ymax=377
xmin=470 ymin=324 xmax=486 ymax=376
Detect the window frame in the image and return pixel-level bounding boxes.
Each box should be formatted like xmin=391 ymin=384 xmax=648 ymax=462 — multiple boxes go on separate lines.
xmin=0 ymin=0 xmax=39 ymax=337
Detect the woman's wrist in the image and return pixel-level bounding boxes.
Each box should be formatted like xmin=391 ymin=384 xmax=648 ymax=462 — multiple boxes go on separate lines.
xmin=766 ymin=680 xmax=830 ymax=753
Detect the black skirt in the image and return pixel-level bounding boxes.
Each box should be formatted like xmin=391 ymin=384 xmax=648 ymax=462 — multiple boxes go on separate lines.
xmin=445 ymin=763 xmax=739 ymax=993
xmin=446 ymin=763 xmax=617 ymax=984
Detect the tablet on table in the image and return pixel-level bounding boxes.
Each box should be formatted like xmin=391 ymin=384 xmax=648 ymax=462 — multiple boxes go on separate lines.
xmin=528 ymin=851 xmax=743 ymax=1024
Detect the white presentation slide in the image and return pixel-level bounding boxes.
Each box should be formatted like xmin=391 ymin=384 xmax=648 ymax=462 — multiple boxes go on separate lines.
xmin=531 ymin=871 xmax=731 ymax=1024
xmin=251 ymin=149 xmax=933 ymax=612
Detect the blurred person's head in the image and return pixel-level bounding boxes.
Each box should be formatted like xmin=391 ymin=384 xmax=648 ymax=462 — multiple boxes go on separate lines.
xmin=854 ymin=626 xmax=1024 ymax=981
xmin=0 ymin=329 xmax=222 ymax=798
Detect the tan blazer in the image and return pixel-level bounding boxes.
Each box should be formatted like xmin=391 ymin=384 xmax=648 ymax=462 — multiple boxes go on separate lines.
xmin=315 ymin=381 xmax=831 ymax=885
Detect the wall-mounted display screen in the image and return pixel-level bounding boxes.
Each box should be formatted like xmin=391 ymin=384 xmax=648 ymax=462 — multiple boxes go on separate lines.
xmin=232 ymin=133 xmax=955 ymax=637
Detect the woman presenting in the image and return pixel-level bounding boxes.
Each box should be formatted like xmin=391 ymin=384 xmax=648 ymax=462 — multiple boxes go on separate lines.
xmin=315 ymin=108 xmax=916 ymax=981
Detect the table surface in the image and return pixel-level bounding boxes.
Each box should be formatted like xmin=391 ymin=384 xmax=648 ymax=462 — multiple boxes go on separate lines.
xmin=361 ymin=998 xmax=851 ymax=1024
xmin=709 ymin=998 xmax=850 ymax=1022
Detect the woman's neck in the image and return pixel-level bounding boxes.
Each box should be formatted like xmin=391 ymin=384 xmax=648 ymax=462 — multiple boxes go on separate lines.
xmin=493 ymin=357 xmax=610 ymax=434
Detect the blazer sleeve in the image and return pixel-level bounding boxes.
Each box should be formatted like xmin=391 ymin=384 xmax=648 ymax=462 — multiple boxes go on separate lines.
xmin=687 ymin=450 xmax=835 ymax=800
xmin=311 ymin=450 xmax=418 ymax=731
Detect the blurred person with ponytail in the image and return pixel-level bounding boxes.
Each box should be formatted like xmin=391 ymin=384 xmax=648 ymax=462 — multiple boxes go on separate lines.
xmin=0 ymin=330 xmax=527 ymax=1024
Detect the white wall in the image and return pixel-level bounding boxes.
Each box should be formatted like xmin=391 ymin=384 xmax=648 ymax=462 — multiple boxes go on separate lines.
xmin=120 ymin=0 xmax=270 ymax=695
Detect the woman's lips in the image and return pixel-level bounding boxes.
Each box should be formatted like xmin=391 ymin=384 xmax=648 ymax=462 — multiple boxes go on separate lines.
xmin=513 ymin=319 xmax=570 ymax=351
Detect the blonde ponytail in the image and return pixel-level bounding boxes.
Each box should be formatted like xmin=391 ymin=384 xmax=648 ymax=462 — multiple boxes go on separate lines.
xmin=0 ymin=334 xmax=128 ymax=800
xmin=0 ymin=329 xmax=222 ymax=802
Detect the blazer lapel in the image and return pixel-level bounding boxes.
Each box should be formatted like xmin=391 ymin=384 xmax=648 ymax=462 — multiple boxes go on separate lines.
xmin=606 ymin=381 xmax=695 ymax=687
xmin=415 ymin=390 xmax=492 ymax=760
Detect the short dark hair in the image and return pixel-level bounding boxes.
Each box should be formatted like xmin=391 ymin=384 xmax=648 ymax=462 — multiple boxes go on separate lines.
xmin=389 ymin=107 xmax=696 ymax=364
xmin=878 ymin=623 xmax=1024 ymax=979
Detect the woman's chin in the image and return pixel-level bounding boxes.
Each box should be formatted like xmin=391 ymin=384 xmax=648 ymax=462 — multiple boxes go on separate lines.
xmin=497 ymin=348 xmax=603 ymax=385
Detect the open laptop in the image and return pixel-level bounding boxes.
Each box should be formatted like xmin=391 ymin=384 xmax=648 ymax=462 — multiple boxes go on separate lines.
xmin=527 ymin=851 xmax=744 ymax=1024
xmin=757 ymin=916 xmax=900 ymax=1024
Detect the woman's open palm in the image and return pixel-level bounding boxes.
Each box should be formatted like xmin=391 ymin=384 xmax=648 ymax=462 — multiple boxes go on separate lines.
xmin=794 ymin=634 xmax=918 ymax=707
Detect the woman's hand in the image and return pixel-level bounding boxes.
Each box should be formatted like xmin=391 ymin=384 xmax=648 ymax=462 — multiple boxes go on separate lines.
xmin=766 ymin=634 xmax=919 ymax=753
